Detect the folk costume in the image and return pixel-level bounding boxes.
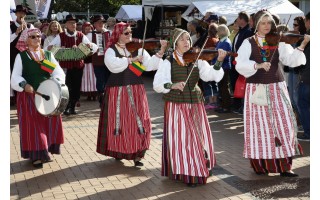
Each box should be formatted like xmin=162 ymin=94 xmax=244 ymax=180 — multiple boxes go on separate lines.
xmin=90 ymin=15 xmax=112 ymax=105
xmin=96 ymin=22 xmax=163 ymax=166
xmin=11 ymin=28 xmax=65 ymax=167
xmin=46 ymin=14 xmax=98 ymax=115
xmin=80 ymin=22 xmax=97 ymax=100
xmin=235 ymin=10 xmax=306 ymax=176
xmin=153 ymin=28 xmax=224 ymax=185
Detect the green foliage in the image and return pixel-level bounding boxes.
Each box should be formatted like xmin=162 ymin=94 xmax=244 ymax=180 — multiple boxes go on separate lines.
xmin=52 ymin=0 xmax=141 ymax=16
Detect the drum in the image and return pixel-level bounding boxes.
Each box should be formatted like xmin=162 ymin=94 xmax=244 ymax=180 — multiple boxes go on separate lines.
xmin=35 ymin=78 xmax=69 ymax=116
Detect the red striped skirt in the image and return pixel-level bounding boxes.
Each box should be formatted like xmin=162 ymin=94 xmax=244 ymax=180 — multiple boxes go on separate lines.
xmin=96 ymin=84 xmax=151 ymax=160
xmin=16 ymin=92 xmax=64 ymax=161
xmin=81 ymin=63 xmax=97 ymax=92
xmin=243 ymin=82 xmax=301 ymax=159
xmin=250 ymin=157 xmax=293 ymax=173
xmin=161 ymin=102 xmax=216 ymax=184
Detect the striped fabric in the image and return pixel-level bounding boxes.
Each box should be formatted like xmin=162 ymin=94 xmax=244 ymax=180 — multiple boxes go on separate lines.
xmin=161 ymin=102 xmax=215 ymax=184
xmin=96 ymin=84 xmax=151 ymax=160
xmin=250 ymin=157 xmax=292 ymax=173
xmin=41 ymin=59 xmax=56 ymax=74
xmin=243 ymin=81 xmax=299 ymax=159
xmin=81 ymin=63 xmax=97 ymax=92
xmin=16 ymin=92 xmax=64 ymax=161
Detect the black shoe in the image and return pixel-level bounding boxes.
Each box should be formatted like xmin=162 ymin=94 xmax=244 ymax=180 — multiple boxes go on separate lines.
xmin=255 ymin=171 xmax=268 ymax=175
xmin=69 ymin=108 xmax=77 ymax=115
xmin=63 ymin=108 xmax=70 ymax=116
xmin=134 ymin=161 xmax=143 ymax=167
xmin=32 ymin=160 xmax=43 ymax=168
xmin=115 ymin=158 xmax=122 ymax=161
xmin=217 ymin=108 xmax=231 ymax=113
xmin=187 ymin=183 xmax=197 ymax=187
xmin=297 ymin=135 xmax=310 ymax=141
xmin=280 ymin=171 xmax=299 ymax=177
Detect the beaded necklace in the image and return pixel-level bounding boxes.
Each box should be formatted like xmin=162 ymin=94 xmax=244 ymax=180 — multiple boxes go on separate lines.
xmin=174 ymin=50 xmax=186 ymax=66
xmin=254 ymin=35 xmax=270 ymax=62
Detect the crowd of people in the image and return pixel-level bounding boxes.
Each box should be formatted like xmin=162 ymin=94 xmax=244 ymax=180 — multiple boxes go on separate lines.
xmin=10 ymin=4 xmax=310 ymax=187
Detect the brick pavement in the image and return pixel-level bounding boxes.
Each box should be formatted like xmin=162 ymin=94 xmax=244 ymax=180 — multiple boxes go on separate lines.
xmin=10 ymin=76 xmax=310 ymax=200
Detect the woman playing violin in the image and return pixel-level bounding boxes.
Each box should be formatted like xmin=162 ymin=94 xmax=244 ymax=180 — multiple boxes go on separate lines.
xmin=235 ymin=10 xmax=310 ymax=177
xmin=153 ymin=28 xmax=227 ymax=187
xmin=96 ymin=22 xmax=167 ymax=167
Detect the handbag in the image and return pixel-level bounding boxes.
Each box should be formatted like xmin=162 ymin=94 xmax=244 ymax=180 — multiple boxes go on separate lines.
xmin=234 ymin=75 xmax=246 ymax=98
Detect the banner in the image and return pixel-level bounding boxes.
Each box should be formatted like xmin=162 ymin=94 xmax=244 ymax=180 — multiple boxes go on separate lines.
xmin=35 ymin=0 xmax=52 ymax=19
xmin=14 ymin=0 xmax=37 ymax=22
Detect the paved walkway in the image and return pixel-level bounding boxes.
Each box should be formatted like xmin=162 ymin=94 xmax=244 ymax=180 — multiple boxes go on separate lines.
xmin=10 ymin=76 xmax=310 ymax=200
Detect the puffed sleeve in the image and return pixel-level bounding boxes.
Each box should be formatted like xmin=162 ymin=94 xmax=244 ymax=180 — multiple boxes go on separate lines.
xmin=235 ymin=39 xmax=257 ymax=78
xmin=50 ymin=52 xmax=65 ymax=84
xmin=278 ymin=42 xmax=306 ymax=67
xmin=153 ymin=59 xmax=171 ymax=93
xmin=104 ymin=48 xmax=129 ymax=73
xmin=137 ymin=48 xmax=162 ymax=71
xmin=82 ymin=34 xmax=98 ymax=53
xmin=11 ymin=54 xmax=25 ymax=92
xmin=198 ymin=59 xmax=224 ymax=82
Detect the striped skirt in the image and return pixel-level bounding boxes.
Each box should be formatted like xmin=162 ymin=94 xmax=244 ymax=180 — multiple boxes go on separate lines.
xmin=162 ymin=102 xmax=215 ymax=184
xmin=16 ymin=92 xmax=64 ymax=161
xmin=243 ymin=81 xmax=302 ymax=160
xmin=81 ymin=63 xmax=97 ymax=92
xmin=96 ymin=84 xmax=151 ymax=160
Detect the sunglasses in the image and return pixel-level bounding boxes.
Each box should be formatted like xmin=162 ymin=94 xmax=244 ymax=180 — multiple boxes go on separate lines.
xmin=293 ymin=24 xmax=299 ymax=27
xmin=123 ymin=31 xmax=132 ymax=36
xmin=28 ymin=35 xmax=41 ymax=39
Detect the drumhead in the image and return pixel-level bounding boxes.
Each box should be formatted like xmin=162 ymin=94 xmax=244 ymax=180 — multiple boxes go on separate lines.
xmin=35 ymin=79 xmax=61 ymax=115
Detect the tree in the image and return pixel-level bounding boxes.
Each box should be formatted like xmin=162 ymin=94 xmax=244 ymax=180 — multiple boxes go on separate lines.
xmin=52 ymin=0 xmax=141 ymax=17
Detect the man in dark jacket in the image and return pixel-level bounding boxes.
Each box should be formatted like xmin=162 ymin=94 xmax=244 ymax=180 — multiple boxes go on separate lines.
xmin=230 ymin=11 xmax=254 ymax=114
xmin=297 ymin=12 xmax=310 ymax=141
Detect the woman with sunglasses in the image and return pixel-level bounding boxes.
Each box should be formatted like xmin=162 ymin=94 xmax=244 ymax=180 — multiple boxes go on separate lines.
xmin=11 ymin=28 xmax=65 ymax=168
xmin=96 ymin=22 xmax=167 ymax=167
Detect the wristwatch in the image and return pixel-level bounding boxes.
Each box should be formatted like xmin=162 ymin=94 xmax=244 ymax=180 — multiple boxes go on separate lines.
xmin=19 ymin=80 xmax=27 ymax=89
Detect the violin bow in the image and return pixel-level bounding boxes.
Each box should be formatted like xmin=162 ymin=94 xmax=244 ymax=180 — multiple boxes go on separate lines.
xmin=141 ymin=18 xmax=148 ymax=57
xmin=184 ymin=35 xmax=210 ymax=85
xmin=269 ymin=14 xmax=291 ymax=63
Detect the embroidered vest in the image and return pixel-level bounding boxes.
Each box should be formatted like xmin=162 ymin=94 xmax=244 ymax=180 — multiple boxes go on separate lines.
xmin=92 ymin=31 xmax=110 ymax=66
xmin=20 ymin=51 xmax=51 ymax=90
xmin=58 ymin=32 xmax=84 ymax=69
xmin=246 ymin=37 xmax=284 ymax=84
xmin=106 ymin=45 xmax=142 ymax=87
xmin=163 ymin=57 xmax=203 ymax=103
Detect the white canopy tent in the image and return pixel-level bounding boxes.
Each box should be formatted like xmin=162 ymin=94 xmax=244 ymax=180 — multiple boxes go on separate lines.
xmin=181 ymin=0 xmax=304 ymax=29
xmin=115 ymin=5 xmax=142 ymax=21
xmin=142 ymin=0 xmax=209 ymax=6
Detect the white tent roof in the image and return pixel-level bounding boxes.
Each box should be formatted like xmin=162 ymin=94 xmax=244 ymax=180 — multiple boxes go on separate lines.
xmin=142 ymin=0 xmax=209 ymax=6
xmin=115 ymin=5 xmax=142 ymax=21
xmin=182 ymin=0 xmax=304 ymax=29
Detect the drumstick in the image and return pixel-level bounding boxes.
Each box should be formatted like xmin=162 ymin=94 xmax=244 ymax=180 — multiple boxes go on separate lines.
xmin=35 ymin=91 xmax=50 ymax=101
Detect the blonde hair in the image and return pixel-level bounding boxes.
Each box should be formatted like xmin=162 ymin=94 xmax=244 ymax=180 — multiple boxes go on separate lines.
xmin=45 ymin=20 xmax=63 ymax=36
xmin=217 ymin=24 xmax=230 ymax=38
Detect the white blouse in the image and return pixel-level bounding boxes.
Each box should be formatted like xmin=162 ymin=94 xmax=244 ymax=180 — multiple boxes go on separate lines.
xmin=104 ymin=47 xmax=162 ymax=73
xmin=153 ymin=54 xmax=224 ymax=93
xmin=11 ymin=51 xmax=65 ymax=92
xmin=235 ymin=35 xmax=306 ymax=78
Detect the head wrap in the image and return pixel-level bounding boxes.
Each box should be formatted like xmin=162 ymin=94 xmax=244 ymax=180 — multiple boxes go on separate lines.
xmin=254 ymin=10 xmax=277 ymax=33
xmin=82 ymin=22 xmax=93 ymax=33
xmin=24 ymin=28 xmax=41 ymax=42
xmin=106 ymin=22 xmax=130 ymax=49
xmin=170 ymin=28 xmax=192 ymax=50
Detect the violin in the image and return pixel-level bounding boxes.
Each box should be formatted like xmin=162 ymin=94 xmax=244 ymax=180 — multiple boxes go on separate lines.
xmin=265 ymin=31 xmax=304 ymax=46
xmin=183 ymin=49 xmax=238 ymax=63
xmin=126 ymin=39 xmax=161 ymax=52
